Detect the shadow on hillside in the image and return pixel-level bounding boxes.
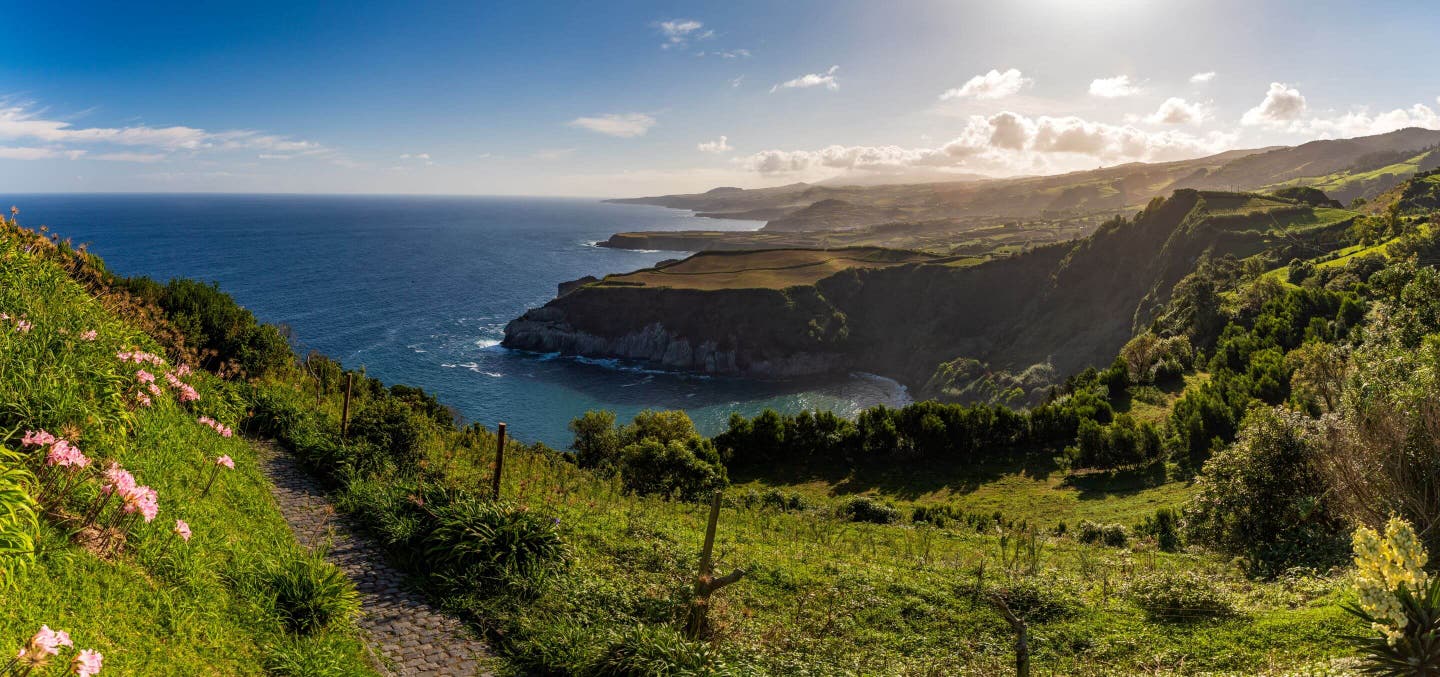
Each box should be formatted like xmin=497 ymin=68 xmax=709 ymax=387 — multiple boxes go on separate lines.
xmin=730 ymin=446 xmax=1064 ymax=502
xmin=1063 ymin=462 xmax=1170 ymax=500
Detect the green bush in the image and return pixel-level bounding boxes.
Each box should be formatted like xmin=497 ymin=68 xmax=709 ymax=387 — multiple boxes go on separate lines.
xmin=618 ymin=437 xmax=728 ymax=501
xmin=841 ymin=496 xmax=901 ymax=525
xmin=248 ymin=550 xmax=361 ymax=635
xmin=1183 ymin=406 xmax=1345 ymax=575
xmin=1128 ymin=571 xmax=1235 ymax=621
xmin=263 ymin=633 xmax=376 ymax=677
xmin=423 ymin=497 xmax=569 ymax=593
xmin=1076 ymin=520 xmax=1129 ymax=547
xmin=593 ymin=624 xmax=741 ymax=676
xmin=348 ymin=397 xmax=431 ymax=474
xmin=988 ymin=579 xmax=1078 ymax=622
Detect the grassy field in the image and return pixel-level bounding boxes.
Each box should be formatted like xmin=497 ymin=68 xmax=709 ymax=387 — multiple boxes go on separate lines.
xmin=596 ymin=247 xmax=937 ymax=290
xmin=0 ymin=231 xmax=375 ymax=675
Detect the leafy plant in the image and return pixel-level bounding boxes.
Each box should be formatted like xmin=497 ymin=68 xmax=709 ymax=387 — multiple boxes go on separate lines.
xmin=423 ymin=497 xmax=569 ymax=592
xmin=248 ymin=550 xmax=362 ymax=635
xmin=841 ymin=496 xmax=901 ymax=525
xmin=1128 ymin=571 xmax=1235 ymax=621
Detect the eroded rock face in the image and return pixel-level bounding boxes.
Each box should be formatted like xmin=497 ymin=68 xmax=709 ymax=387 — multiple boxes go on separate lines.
xmin=502 ymin=307 xmax=845 ymax=378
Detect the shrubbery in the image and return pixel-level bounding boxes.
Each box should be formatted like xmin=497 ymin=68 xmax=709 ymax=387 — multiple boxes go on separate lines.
xmin=241 ymin=549 xmax=361 ymax=635
xmin=570 ymin=409 xmax=729 ymax=499
xmin=840 ymin=496 xmax=901 ymax=524
xmin=1128 ymin=571 xmax=1235 ymax=621
xmin=1076 ymin=520 xmax=1129 ymax=548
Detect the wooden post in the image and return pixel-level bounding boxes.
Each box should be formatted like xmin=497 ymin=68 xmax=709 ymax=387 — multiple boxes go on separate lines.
xmin=685 ymin=491 xmax=745 ymax=638
xmin=490 ymin=422 xmax=506 ymax=499
xmin=340 ymin=373 xmax=354 ymax=440
xmin=990 ymin=594 xmax=1030 ymax=677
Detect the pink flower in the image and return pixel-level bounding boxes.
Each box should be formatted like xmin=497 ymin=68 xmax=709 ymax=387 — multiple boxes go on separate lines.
xmin=176 ymin=364 xmax=192 ymax=377
xmin=79 ymin=329 xmax=98 ymax=341
xmin=173 ymin=519 xmax=192 ymax=542
xmin=21 ymin=429 xmax=57 ymax=447
xmin=45 ymin=440 xmax=90 ymax=468
xmin=220 ymin=425 xmax=232 ymax=438
xmin=135 ymin=370 xmax=154 ymax=384
xmin=178 ymin=386 xmax=200 ymax=403
xmin=121 ymin=485 xmax=159 ymax=522
xmin=136 ymin=393 xmax=152 ymax=407
xmin=22 ymin=625 xmax=73 ymax=658
xmin=14 ymin=319 xmax=32 ymax=333
xmin=216 ymin=455 xmax=235 ymax=470
xmin=101 ymin=463 xmax=136 ymax=497
xmin=146 ymin=383 xmax=162 ymax=397
xmin=70 ymin=648 xmax=103 ymax=676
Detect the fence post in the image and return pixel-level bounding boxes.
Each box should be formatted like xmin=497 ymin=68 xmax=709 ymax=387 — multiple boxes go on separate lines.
xmin=490 ymin=422 xmax=506 ymax=499
xmin=685 ymin=491 xmax=745 ymax=638
xmin=340 ymin=373 xmax=354 ymax=440
xmin=989 ymin=595 xmax=1030 ymax=677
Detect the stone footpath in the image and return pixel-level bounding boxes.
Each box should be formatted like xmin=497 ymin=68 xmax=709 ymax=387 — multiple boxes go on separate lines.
xmin=255 ymin=440 xmax=495 ymax=676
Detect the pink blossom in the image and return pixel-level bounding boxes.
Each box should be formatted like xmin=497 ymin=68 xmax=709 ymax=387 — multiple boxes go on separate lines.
xmin=146 ymin=383 xmax=162 ymax=397
xmin=70 ymin=649 xmax=103 ymax=676
xmin=220 ymin=425 xmax=232 ymax=438
xmin=173 ymin=519 xmax=192 ymax=542
xmin=21 ymin=625 xmax=73 ymax=658
xmin=135 ymin=370 xmax=155 ymax=384
xmin=45 ymin=440 xmax=90 ymax=468
xmin=176 ymin=364 xmax=192 ymax=377
xmin=21 ymin=429 xmax=57 ymax=447
xmin=164 ymin=372 xmax=183 ymax=387
xmin=216 ymin=455 xmax=235 ymax=469
xmin=79 ymin=329 xmax=98 ymax=341
xmin=101 ymin=463 xmax=136 ymax=497
xmin=136 ymin=393 xmax=152 ymax=407
xmin=197 ymin=415 xmax=215 ymax=427
xmin=178 ymin=386 xmax=200 ymax=403
xmin=15 ymin=319 xmax=33 ymax=333
xmin=121 ymin=485 xmax=159 ymax=522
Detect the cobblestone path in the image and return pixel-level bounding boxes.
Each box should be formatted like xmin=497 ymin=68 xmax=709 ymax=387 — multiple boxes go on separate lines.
xmin=255 ymin=440 xmax=496 ymax=676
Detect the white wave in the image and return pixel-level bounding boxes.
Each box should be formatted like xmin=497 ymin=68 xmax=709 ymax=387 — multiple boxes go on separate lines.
xmin=475 ymin=338 xmax=501 ymax=349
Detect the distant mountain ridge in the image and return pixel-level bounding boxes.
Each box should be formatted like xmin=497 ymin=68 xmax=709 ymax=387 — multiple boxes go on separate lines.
xmin=607 ymin=128 xmax=1440 ymax=233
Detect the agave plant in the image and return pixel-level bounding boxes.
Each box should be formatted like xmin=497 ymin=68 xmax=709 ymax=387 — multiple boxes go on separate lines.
xmin=1344 ymin=576 xmax=1440 ymax=675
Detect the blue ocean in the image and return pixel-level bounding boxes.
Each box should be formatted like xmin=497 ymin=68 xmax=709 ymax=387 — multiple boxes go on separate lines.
xmin=12 ymin=194 xmax=908 ymax=447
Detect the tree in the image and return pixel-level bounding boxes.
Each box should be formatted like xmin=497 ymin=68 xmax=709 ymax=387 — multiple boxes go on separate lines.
xmin=570 ymin=410 xmax=620 ymax=470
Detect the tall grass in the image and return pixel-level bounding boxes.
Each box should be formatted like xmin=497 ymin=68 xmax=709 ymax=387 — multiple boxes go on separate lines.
xmin=0 ymin=226 xmax=375 ymax=674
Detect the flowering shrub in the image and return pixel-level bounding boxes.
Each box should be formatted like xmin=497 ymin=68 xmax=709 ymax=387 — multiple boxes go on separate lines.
xmin=1345 ymin=516 xmax=1440 ymax=671
xmin=1 ymin=625 xmax=102 ymax=676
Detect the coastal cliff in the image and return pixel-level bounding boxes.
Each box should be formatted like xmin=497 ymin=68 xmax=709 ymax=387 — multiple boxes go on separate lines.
xmin=507 ymin=190 xmax=1360 ymax=398
xmin=503 ymin=284 xmax=852 ymax=377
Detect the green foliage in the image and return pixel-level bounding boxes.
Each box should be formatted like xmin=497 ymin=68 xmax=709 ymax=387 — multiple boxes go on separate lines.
xmin=592 ymin=624 xmax=742 ymax=676
xmin=840 ymin=496 xmax=901 ymax=524
xmin=1145 ymin=507 xmax=1181 ymax=553
xmin=348 ymin=396 xmax=432 ymax=474
xmin=1064 ymin=414 xmax=1162 ymax=470
xmin=243 ymin=549 xmax=362 ymax=635
xmin=0 ymin=447 xmax=38 ymax=588
xmin=118 ymin=275 xmax=294 ymax=377
xmin=1184 ymin=407 xmax=1345 ymax=575
xmin=1128 ymin=571 xmax=1236 ymax=621
xmin=1344 ymin=577 xmax=1440 ymax=675
xmin=571 ymin=409 xmax=621 ymax=470
xmin=1075 ymin=520 xmax=1129 ymax=548
xmin=424 ymin=497 xmax=569 ymax=593
xmin=619 ymin=437 xmax=728 ymax=501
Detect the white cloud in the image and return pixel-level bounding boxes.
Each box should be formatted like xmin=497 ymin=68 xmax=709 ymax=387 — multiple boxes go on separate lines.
xmin=770 ymin=66 xmax=839 ymax=93
xmin=1241 ymin=82 xmax=1308 ymax=127
xmin=939 ymin=68 xmax=1031 ymax=100
xmin=739 ymin=111 xmax=1236 ymax=177
xmin=729 ymin=75 xmax=745 ymax=89
xmin=400 ymin=152 xmax=431 ymax=160
xmin=656 ymin=19 xmax=707 ymax=49
xmin=1089 ymin=75 xmax=1141 ymax=98
xmin=0 ymin=146 xmax=86 ymax=160
xmin=697 ymin=136 xmax=732 ymax=153
xmin=0 ymin=103 xmax=325 ymax=161
xmin=567 ymin=113 xmax=657 ymax=138
xmin=93 ymin=152 xmax=166 ymax=162
xmin=1144 ymin=97 xmax=1210 ymax=125
xmin=1306 ymin=103 xmax=1440 ymax=137
xmin=1189 ymin=71 xmax=1217 ymax=84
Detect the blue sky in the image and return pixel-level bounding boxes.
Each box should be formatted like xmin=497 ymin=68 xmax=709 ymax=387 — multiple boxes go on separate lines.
xmin=2 ymin=0 xmax=1438 ymax=196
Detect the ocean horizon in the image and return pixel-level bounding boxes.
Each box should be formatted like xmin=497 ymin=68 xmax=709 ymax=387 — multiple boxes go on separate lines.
xmin=10 ymin=192 xmax=909 ymax=446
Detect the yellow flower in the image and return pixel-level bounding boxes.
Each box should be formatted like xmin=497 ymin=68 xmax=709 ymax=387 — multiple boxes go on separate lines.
xmin=1352 ymin=517 xmax=1430 ymax=645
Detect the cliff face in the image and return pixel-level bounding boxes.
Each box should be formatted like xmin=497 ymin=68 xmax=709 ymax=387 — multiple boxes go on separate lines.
xmin=505 ymin=190 xmax=1358 ymax=394
xmin=503 ymin=285 xmax=853 ymax=378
